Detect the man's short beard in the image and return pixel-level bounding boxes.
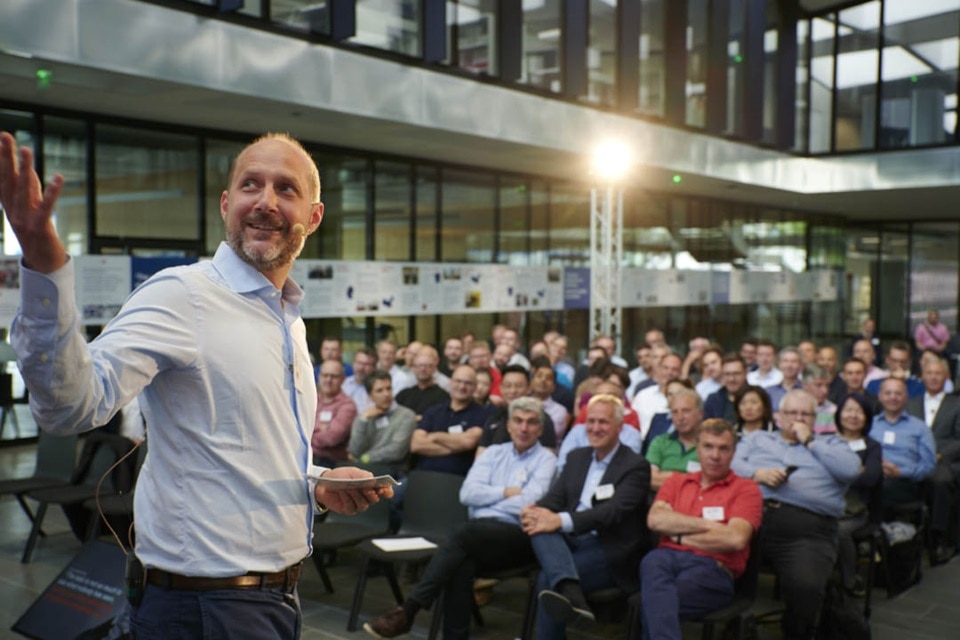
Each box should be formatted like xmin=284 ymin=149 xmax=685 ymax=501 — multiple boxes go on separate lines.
xmin=226 ymin=228 xmax=305 ymax=274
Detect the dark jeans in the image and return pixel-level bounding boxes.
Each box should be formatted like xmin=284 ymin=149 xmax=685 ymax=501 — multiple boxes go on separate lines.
xmin=761 ymin=503 xmax=839 ymax=640
xmin=930 ymin=460 xmax=958 ymax=541
xmin=131 ymin=584 xmax=301 ymax=639
xmin=639 ymin=548 xmax=735 ymax=640
xmin=410 ymin=519 xmax=534 ymax=640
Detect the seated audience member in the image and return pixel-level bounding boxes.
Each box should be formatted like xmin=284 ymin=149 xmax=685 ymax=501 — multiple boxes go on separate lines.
xmin=643 ymin=379 xmax=695 ymax=455
xmin=521 ymin=394 xmax=651 ymax=636
xmin=574 ymin=365 xmax=642 ymax=432
xmin=919 ymin=348 xmax=955 ymax=392
xmin=680 ymin=336 xmax=710 ymax=381
xmin=872 ymin=377 xmax=937 ymax=508
xmin=439 ymin=336 xmax=463 ymax=377
xmin=363 ymin=398 xmax=557 ymax=639
xmin=501 ymin=327 xmax=531 ymax=370
xmin=639 ymin=419 xmax=763 ymax=640
xmin=853 ymin=338 xmax=885 ymax=387
xmin=865 ymin=341 xmax=924 ymax=398
xmin=312 ymin=360 xmax=359 ymax=467
xmin=473 ymin=367 xmax=493 ymax=406
xmin=468 ymin=341 xmax=502 ymax=399
xmin=798 ymin=340 xmax=817 ymax=367
xmin=817 ymin=345 xmax=846 ymax=403
xmin=739 ymin=338 xmax=758 ymax=372
xmin=833 ymin=393 xmax=882 ymax=595
xmin=694 ymin=346 xmax=723 ymax=401
xmin=558 ymin=386 xmax=642 ymax=472
xmin=493 ymin=342 xmax=515 ymax=372
xmin=348 ymin=370 xmax=417 ymax=474
xmin=377 ymin=339 xmax=415 ymax=395
xmin=802 ymin=363 xmax=837 ymax=434
xmin=848 ymin=317 xmax=881 ymax=366
xmin=574 ymin=349 xmax=610 ymax=407
xmin=766 ymin=347 xmax=804 ymax=411
xmin=629 ymin=343 xmax=671 ymax=399
xmin=477 ymin=365 xmax=556 ymax=457
xmin=914 ymin=309 xmax=950 ymax=359
xmin=547 ymin=334 xmax=575 ymax=391
xmin=395 ymin=346 xmax=451 ymax=418
xmin=343 ymin=347 xmax=377 ymax=414
xmin=746 ymin=339 xmax=782 ymax=389
xmin=830 ymin=356 xmax=882 ymax=415
xmin=703 ymin=354 xmax=748 ymax=423
xmin=732 ymin=389 xmax=861 ymax=640
xmin=734 ymin=385 xmax=775 ymax=437
xmin=529 ymin=340 xmax=549 ymax=361
xmin=646 ymin=388 xmax=703 ymax=491
xmin=530 ymin=357 xmax=570 ymax=441
xmin=907 ymin=355 xmax=960 ymax=562
xmin=315 ymin=335 xmax=353 ymax=379
xmin=632 ymin=353 xmax=683 ymax=439
xmin=629 ymin=344 xmax=654 ymax=391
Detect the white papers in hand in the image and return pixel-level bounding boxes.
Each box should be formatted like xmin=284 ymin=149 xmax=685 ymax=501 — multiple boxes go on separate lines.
xmin=371 ymin=537 xmax=438 ymax=552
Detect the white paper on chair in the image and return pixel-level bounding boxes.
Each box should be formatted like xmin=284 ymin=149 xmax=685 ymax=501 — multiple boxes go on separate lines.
xmin=371 ymin=537 xmax=438 ymax=552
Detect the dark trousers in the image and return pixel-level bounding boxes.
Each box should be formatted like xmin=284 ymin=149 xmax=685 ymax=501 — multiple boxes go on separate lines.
xmin=531 ymin=532 xmax=616 ymax=640
xmin=409 ymin=519 xmax=534 ymax=640
xmin=930 ymin=460 xmax=958 ymax=541
xmin=131 ymin=584 xmax=301 ymax=639
xmin=761 ymin=503 xmax=839 ymax=640
xmin=639 ymin=548 xmax=735 ymax=640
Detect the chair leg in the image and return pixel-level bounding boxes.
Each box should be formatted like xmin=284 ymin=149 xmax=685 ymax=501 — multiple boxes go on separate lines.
xmin=85 ymin=509 xmax=102 ymax=542
xmin=22 ymin=501 xmax=48 ymax=563
xmin=384 ymin=563 xmax=405 ymax=604
xmin=14 ymin=495 xmax=47 ymax=537
xmin=428 ymin=598 xmax=442 ymax=640
xmin=701 ymin=620 xmax=715 ymax=640
xmin=348 ymin=556 xmax=371 ymax=631
xmin=310 ymin=550 xmax=335 ymax=594
xmin=520 ymin=574 xmax=537 ymax=640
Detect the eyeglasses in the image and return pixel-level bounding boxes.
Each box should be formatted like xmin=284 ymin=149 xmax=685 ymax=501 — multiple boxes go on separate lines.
xmin=781 ymin=410 xmax=816 ymax=419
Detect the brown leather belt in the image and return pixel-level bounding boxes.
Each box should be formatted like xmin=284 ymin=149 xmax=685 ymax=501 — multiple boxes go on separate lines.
xmin=146 ymin=562 xmax=302 ymax=591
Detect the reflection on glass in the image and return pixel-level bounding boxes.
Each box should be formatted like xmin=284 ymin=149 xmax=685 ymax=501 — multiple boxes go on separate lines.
xmin=639 ymin=0 xmax=666 ymax=117
xmin=881 ymin=0 xmax=960 ymax=148
xmin=909 ymin=223 xmax=959 ymax=336
xmin=314 ymin=157 xmax=369 ymax=260
xmin=415 ymin=167 xmax=438 ymax=261
xmin=374 ymin=161 xmax=412 ymax=261
xmin=453 ymin=0 xmax=498 ymax=75
xmin=270 ymin=0 xmax=324 ymax=33
xmin=520 ymin=0 xmax=562 ymax=93
xmin=810 ymin=16 xmax=836 ymax=153
xmin=42 ymin=117 xmax=88 ymax=259
xmin=834 ymin=1 xmax=880 ymax=151
xmin=529 ymin=181 xmax=550 ymax=266
xmin=586 ymin=0 xmax=617 ymax=105
xmin=440 ymin=169 xmax=495 ymax=262
xmin=795 ymin=18 xmax=811 ymax=152
xmin=95 ymin=126 xmax=199 ymax=240
xmin=762 ymin=0 xmax=780 ymax=145
xmin=686 ymin=0 xmax=709 ymax=127
xmin=725 ymin=0 xmax=746 ymax=136
xmin=548 ymin=184 xmax=589 ymax=266
xmin=205 ymin=139 xmax=245 ymax=255
xmin=499 ymin=178 xmax=529 ymax=264
xmin=351 ymin=0 xmax=421 ymax=57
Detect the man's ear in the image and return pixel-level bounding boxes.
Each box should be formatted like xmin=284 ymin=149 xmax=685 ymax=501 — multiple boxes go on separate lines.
xmin=219 ymin=191 xmax=229 ymax=221
xmin=307 ymin=202 xmax=324 ymax=235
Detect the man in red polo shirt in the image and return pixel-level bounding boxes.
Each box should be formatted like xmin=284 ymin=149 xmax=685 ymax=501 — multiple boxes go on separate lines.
xmin=637 ymin=418 xmax=762 ymax=640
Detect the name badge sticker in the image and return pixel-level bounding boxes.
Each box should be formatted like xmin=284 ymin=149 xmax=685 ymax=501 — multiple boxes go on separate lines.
xmin=686 ymin=461 xmax=702 ymax=473
xmin=319 ymin=410 xmax=333 ymax=423
xmin=376 ymin=416 xmax=390 ymax=429
xmin=883 ymin=430 xmax=896 ymax=445
xmin=702 ymin=506 xmax=725 ymax=521
xmin=848 ymin=438 xmax=867 ymax=452
xmin=515 ymin=469 xmax=528 ymax=484
xmin=448 ymin=425 xmax=464 ymax=434
xmin=595 ymin=484 xmax=615 ymax=501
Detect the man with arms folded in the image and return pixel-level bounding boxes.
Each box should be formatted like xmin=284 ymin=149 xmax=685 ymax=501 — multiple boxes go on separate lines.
xmin=312 ymin=359 xmax=358 ymax=466
xmin=348 ymin=370 xmax=417 ymax=475
xmin=646 ymin=388 xmax=703 ymax=491
xmin=732 ymin=389 xmax=860 ymax=640
xmin=521 ymin=394 xmax=651 ymax=637
xmin=639 ymin=418 xmax=762 ymax=640
xmin=363 ymin=398 xmax=556 ymax=639
xmin=395 ymin=345 xmax=450 ymax=418
xmin=0 ymin=132 xmax=384 ymax=638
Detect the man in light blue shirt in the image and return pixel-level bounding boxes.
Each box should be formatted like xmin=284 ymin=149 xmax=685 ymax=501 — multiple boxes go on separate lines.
xmin=873 ymin=377 xmax=937 ymax=505
xmin=363 ymin=397 xmax=556 ymax=639
xmin=732 ymin=389 xmax=860 ymax=640
xmin=0 ymin=132 xmax=384 ymax=639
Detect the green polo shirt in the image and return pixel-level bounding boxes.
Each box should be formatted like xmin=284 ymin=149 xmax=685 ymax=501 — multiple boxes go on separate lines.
xmin=645 ymin=431 xmax=699 ymax=472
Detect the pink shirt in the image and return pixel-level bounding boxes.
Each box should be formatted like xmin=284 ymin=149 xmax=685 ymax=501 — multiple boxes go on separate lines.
xmin=312 ymin=391 xmax=358 ymax=462
xmin=915 ymin=322 xmax=950 ymax=351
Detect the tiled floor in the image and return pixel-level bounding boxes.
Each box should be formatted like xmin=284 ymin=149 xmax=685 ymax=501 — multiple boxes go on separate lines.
xmin=2 ymin=415 xmax=959 ymax=640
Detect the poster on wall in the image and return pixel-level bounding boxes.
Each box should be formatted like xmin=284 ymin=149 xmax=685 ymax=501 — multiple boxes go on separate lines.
xmin=75 ymin=255 xmax=132 ymax=326
xmin=0 ymin=257 xmax=21 ymax=328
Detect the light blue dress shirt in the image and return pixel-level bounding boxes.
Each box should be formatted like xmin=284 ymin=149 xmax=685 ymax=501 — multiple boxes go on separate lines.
xmin=12 ymin=243 xmax=322 ymax=576
xmin=459 ymin=441 xmax=557 ymax=525
xmin=557 ymin=423 xmax=641 ymax=473
xmin=871 ymin=411 xmax=937 ymax=481
xmin=731 ymin=431 xmax=861 ymax=517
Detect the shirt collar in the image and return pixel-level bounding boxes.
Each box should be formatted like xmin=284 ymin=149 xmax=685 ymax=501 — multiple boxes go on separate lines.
xmin=594 ymin=443 xmax=620 ymax=465
xmin=513 ymin=442 xmax=543 ymax=459
xmin=212 ymin=242 xmax=304 ymax=306
xmin=926 ymin=391 xmax=946 ymax=402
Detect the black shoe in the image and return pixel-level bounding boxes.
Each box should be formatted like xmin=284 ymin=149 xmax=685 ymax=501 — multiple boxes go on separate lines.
xmin=932 ymin=543 xmax=956 ymax=566
xmin=847 ymin=575 xmax=867 ymax=598
xmin=538 ymin=590 xmax=595 ymax=627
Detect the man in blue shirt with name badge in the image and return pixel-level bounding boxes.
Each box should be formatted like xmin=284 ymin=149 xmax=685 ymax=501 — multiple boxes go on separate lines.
xmin=872 ymin=377 xmax=937 ymax=506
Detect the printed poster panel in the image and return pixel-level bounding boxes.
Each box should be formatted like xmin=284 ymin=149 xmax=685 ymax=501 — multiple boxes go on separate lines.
xmin=130 ymin=257 xmax=195 ymax=290
xmin=75 ymin=255 xmax=132 ymax=326
xmin=0 ymin=256 xmax=21 ymax=327
xmin=807 ymin=269 xmax=840 ymax=302
xmin=620 ymin=269 xmax=712 ymax=308
xmin=563 ymin=267 xmax=590 ymax=309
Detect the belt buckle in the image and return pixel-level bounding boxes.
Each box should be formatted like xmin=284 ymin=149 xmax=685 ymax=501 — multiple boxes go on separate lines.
xmin=765 ymin=499 xmax=782 ymax=509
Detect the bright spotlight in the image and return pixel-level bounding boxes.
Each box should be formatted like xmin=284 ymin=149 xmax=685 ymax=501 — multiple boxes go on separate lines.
xmin=591 ymin=140 xmax=633 ymax=182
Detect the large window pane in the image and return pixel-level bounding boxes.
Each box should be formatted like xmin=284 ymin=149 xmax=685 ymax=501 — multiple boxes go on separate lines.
xmin=910 ymin=223 xmax=959 ymax=340
xmin=686 ymin=0 xmax=709 ymax=128
xmin=453 ymin=0 xmax=498 ymax=75
xmin=639 ymin=0 xmax=666 ymax=117
xmin=810 ymin=15 xmax=836 ymax=153
xmin=529 ymin=181 xmax=550 ymax=266
xmin=834 ymin=1 xmax=881 ymax=151
xmin=205 ymin=139 xmax=244 ymax=255
xmin=351 ymin=0 xmax=421 ymax=57
xmin=374 ymin=161 xmax=412 ymax=261
xmin=415 ymin=166 xmax=438 ymax=261
xmin=499 ymin=177 xmax=530 ymax=265
xmin=314 ymin=156 xmax=369 ymax=260
xmin=44 ymin=117 xmax=89 ymax=258
xmin=880 ymin=0 xmax=960 ymax=149
xmin=762 ymin=0 xmax=780 ymax=145
xmin=271 ymin=0 xmax=325 ymax=33
xmin=440 ymin=169 xmax=495 ymax=262
xmin=795 ymin=17 xmax=811 ymax=152
xmin=95 ymin=126 xmax=199 ymax=240
xmin=725 ymin=0 xmax=747 ymax=136
xmin=521 ymin=0 xmax=562 ymax=93
xmin=586 ymin=0 xmax=617 ymax=105
xmin=548 ymin=184 xmax=589 ymax=266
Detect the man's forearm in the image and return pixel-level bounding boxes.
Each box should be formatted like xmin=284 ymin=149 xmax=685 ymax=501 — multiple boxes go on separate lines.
xmin=648 ymin=508 xmax=715 ymax=536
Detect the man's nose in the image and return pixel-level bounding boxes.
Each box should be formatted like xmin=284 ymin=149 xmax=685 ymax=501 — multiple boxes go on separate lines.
xmin=256 ymin=184 xmax=279 ymax=210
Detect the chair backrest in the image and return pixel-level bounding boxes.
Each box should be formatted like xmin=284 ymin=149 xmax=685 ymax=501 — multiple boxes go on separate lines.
xmin=399 ymin=470 xmax=468 ymax=542
xmin=34 ymin=431 xmax=78 ymax=482
xmin=0 ymin=372 xmax=13 ymax=404
xmin=71 ymin=433 xmax=137 ymax=492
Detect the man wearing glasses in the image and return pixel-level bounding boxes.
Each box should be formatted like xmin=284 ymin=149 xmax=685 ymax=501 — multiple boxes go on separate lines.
xmin=732 ymin=389 xmax=860 ymax=640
